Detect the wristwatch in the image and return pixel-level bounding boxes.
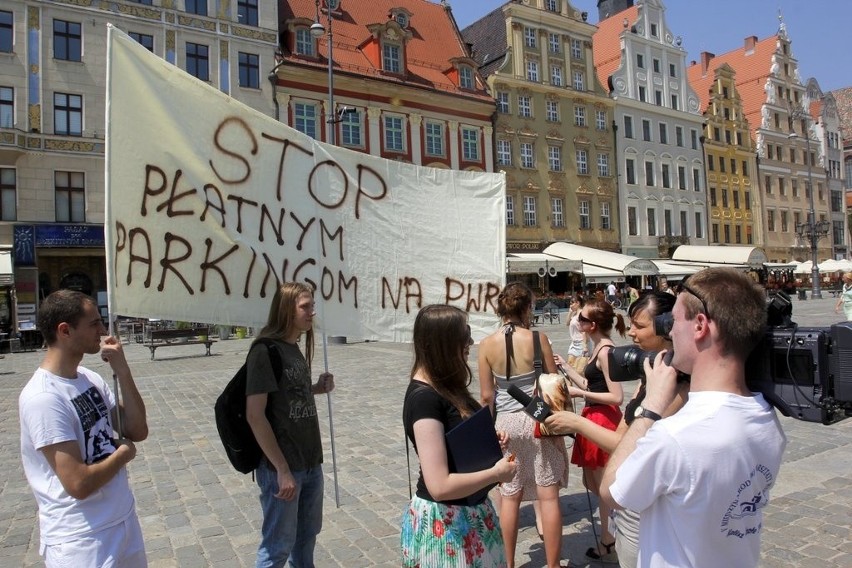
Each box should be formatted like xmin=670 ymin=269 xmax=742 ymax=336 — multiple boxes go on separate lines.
xmin=634 ymin=405 xmax=662 ymax=422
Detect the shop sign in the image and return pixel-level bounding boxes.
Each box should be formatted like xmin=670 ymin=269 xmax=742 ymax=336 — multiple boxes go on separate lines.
xmin=35 ymin=224 xmax=105 ymax=248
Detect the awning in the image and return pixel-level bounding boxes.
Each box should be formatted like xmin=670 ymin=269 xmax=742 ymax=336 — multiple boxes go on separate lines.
xmin=544 ymin=242 xmax=659 ymax=276
xmin=582 ymin=264 xmax=624 ymax=284
xmin=506 ymin=253 xmax=583 ymax=275
xmin=652 ymin=260 xmax=701 ymax=278
xmin=0 ymin=250 xmax=13 ymax=286
xmin=764 ymin=262 xmax=799 ymax=269
xmin=671 ymin=245 xmax=768 ymax=269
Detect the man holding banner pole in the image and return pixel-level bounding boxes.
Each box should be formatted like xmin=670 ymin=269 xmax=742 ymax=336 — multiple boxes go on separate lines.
xmin=246 ymin=282 xmax=335 ymax=568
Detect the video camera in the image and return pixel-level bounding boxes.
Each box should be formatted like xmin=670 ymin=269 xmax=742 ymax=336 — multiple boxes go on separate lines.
xmin=607 ymin=291 xmax=852 ymax=424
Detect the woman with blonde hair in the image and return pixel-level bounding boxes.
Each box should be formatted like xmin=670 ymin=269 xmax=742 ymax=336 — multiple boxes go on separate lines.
xmin=835 ymin=272 xmax=852 ymax=321
xmin=479 ymin=282 xmax=570 ymax=568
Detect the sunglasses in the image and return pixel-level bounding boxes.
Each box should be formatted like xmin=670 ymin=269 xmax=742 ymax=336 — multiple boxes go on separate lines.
xmin=680 ymin=277 xmax=711 ymax=320
xmin=577 ymin=313 xmax=592 ymax=324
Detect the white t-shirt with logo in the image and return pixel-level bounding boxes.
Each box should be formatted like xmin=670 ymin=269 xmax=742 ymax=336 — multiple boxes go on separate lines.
xmin=609 ymin=391 xmax=787 ymax=568
xmin=19 ymin=367 xmax=136 ymax=545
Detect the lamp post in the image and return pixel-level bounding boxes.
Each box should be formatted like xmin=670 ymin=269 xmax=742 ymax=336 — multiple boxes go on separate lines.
xmin=311 ymin=0 xmax=340 ymax=144
xmin=789 ymin=110 xmax=829 ymax=299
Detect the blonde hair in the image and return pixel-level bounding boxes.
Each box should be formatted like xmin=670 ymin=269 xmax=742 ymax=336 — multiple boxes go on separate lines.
xmin=257 ymin=282 xmax=314 ymax=366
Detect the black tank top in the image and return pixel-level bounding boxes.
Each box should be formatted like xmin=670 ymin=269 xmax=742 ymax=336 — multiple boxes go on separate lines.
xmin=583 ymin=345 xmax=612 ymax=403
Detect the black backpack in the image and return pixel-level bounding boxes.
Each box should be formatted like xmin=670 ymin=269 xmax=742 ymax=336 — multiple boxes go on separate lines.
xmin=215 ymin=338 xmax=282 ymax=474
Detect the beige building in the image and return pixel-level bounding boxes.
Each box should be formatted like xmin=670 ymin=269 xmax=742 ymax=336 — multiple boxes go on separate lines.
xmin=463 ymin=0 xmax=620 ymax=259
xmin=0 ymin=0 xmax=278 ymax=329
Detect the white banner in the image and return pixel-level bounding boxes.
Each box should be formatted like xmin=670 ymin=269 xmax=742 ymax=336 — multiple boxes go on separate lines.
xmin=105 ymin=27 xmax=505 ymax=342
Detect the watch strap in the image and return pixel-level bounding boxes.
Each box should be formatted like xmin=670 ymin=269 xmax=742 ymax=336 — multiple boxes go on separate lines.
xmin=637 ymin=407 xmax=662 ymax=422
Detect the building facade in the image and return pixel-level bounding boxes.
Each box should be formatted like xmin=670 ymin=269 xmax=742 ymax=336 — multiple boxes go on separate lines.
xmin=0 ymin=0 xmax=279 ymax=330
xmin=593 ymin=0 xmax=708 ymax=259
xmin=463 ymin=0 xmax=620 ymax=256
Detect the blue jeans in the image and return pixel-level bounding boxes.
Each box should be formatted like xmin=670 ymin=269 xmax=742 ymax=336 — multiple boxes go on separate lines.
xmin=255 ymin=464 xmax=324 ymax=568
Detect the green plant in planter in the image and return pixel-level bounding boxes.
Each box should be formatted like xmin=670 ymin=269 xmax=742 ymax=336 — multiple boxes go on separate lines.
xmin=174 ymin=321 xmax=192 ymax=330
xmin=234 ymin=326 xmax=247 ymax=339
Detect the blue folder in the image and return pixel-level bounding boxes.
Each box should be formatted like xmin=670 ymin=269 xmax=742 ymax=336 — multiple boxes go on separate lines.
xmin=444 ymin=405 xmax=504 ymax=505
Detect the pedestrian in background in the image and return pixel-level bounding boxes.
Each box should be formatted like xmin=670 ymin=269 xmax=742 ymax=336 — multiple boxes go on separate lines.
xmin=246 ymin=282 xmax=335 ymax=568
xmin=835 ymin=271 xmax=852 ymax=320
xmin=565 ymin=294 xmax=589 ymax=373
xmin=19 ymin=290 xmax=148 ymax=567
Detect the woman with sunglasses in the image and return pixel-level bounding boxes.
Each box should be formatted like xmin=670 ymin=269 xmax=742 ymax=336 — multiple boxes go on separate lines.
xmin=557 ymin=299 xmax=626 ymax=562
xmin=478 ymin=282 xmax=570 ymax=568
xmin=548 ymin=291 xmax=684 ymax=567
xmin=401 ymin=305 xmax=517 ymax=567
xmin=565 ymin=294 xmax=589 ymax=373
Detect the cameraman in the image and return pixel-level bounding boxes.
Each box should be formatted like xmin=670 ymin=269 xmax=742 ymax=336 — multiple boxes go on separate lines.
xmin=600 ymin=268 xmax=787 ymax=568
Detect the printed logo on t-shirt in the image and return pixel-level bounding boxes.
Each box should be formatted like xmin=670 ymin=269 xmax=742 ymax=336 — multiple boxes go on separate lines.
xmin=283 ymin=364 xmax=317 ymax=421
xmin=719 ymin=463 xmax=775 ymax=538
xmin=70 ymin=386 xmax=115 ymax=464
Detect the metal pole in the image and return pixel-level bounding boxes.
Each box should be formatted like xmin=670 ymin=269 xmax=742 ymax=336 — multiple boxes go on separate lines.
xmin=321 ymin=333 xmax=340 ymax=508
xmin=327 ymin=10 xmax=335 ymax=145
xmin=805 ymin=134 xmax=822 ymax=298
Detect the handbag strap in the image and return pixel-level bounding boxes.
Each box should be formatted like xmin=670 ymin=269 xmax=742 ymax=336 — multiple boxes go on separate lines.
xmin=533 ymin=330 xmax=543 ymax=393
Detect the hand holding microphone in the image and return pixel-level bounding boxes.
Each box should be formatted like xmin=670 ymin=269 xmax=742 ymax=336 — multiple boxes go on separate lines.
xmin=507 ymin=385 xmax=553 ymax=422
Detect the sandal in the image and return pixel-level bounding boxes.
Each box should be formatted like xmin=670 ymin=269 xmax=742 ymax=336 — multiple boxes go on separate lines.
xmin=585 ymin=540 xmax=617 ymax=561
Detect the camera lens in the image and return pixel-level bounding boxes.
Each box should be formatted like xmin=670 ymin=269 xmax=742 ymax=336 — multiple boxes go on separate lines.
xmin=608 ymin=346 xmax=658 ymax=382
xmin=654 ymin=312 xmax=673 ymax=337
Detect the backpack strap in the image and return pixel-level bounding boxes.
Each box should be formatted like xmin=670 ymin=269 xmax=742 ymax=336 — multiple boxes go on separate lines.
xmin=504 ymin=323 xmax=515 ymax=383
xmin=251 ymin=338 xmax=283 ymax=384
xmin=533 ymin=330 xmax=543 ymax=393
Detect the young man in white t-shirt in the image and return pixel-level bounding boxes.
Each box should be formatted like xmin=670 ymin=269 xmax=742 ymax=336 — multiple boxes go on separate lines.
xmin=19 ymin=290 xmax=149 ymax=567
xmin=601 ymin=268 xmax=787 ymax=568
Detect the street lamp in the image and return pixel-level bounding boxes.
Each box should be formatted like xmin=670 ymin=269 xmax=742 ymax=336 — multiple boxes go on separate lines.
xmin=789 ymin=108 xmax=829 ymax=299
xmin=310 ymin=0 xmax=353 ymax=145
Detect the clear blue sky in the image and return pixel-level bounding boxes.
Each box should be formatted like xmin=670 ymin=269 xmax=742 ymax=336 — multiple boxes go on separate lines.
xmin=448 ymin=0 xmax=851 ymax=93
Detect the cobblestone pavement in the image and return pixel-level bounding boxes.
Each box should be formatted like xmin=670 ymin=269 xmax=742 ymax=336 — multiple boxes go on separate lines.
xmin=1 ymin=296 xmax=850 ymax=567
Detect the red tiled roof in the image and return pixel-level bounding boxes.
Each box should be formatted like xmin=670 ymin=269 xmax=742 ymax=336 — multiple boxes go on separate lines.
xmin=592 ymin=5 xmax=639 ymax=92
xmin=279 ymin=0 xmax=492 ymax=101
xmin=832 ymin=86 xmax=852 ymax=142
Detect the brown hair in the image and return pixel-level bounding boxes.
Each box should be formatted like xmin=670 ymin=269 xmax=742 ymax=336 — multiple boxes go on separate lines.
xmin=497 ymin=281 xmax=533 ymax=326
xmin=38 ymin=290 xmax=96 ymax=345
xmin=411 ymin=304 xmax=479 ymax=418
xmin=584 ymin=298 xmax=627 ymax=337
xmin=257 ymin=282 xmax=314 ymax=366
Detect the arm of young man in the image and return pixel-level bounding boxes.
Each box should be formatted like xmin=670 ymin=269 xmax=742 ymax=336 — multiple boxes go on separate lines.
xmin=41 ymin=439 xmax=137 ymax=500
xmin=102 ymin=336 xmax=148 ymax=442
xmin=246 ymin=393 xmax=297 ymax=501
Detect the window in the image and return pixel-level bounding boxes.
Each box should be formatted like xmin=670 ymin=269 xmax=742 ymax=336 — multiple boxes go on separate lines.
xmin=574 ymin=105 xmax=586 ymax=127
xmin=712 ymin=223 xmax=719 ymax=243
xmin=692 ymin=168 xmax=701 ymax=191
xmin=597 ymin=153 xmax=609 ymax=177
xmin=745 ymin=191 xmax=751 ymax=210
xmin=637 ymin=53 xmax=644 ymax=68
xmin=579 ymin=200 xmax=590 ymax=229
xmin=670 ymin=94 xmax=678 ymax=110
xmin=54 ymin=93 xmax=82 ymax=136
xmin=719 ymin=158 xmax=725 ymax=173
xmin=713 ymin=127 xmax=721 ymax=142
xmin=185 ymin=0 xmax=207 ymax=16
xmin=546 ymin=100 xmax=559 ymax=122
xmin=642 ymin=119 xmax=651 ymax=141
xmin=237 ymin=0 xmax=258 ymax=27
xmin=0 ymin=168 xmax=15 ymax=221
xmin=0 ymin=10 xmax=12 ymax=53
xmin=628 ymin=206 xmax=638 ymax=236
xmin=664 ymin=209 xmax=673 ymax=236
xmin=548 ymin=146 xmax=562 ymax=172
xmin=506 ymin=195 xmax=515 ymax=226
xmin=55 ymin=171 xmax=85 ymax=222
xmin=186 ymin=42 xmax=209 ymax=80
xmin=710 ymin=187 xmax=717 ymax=206
xmin=571 ymin=39 xmax=582 ymax=59
xmin=549 ymin=33 xmax=560 ymax=54
xmin=733 ymin=190 xmax=740 ymax=209
xmin=778 ymin=177 xmax=785 ymax=196
xmin=383 ymin=115 xmax=405 ymax=152
xmin=638 ymin=86 xmax=646 ymax=102
xmin=596 ymin=110 xmax=606 ymax=131
xmin=655 ymin=90 xmax=662 ymax=106
xmin=678 ymin=165 xmax=686 ymax=190
xmin=0 ymin=86 xmax=13 ymax=128
xmin=576 ymin=149 xmax=588 ymax=175
xmin=519 ymin=96 xmax=531 ymax=118
xmin=550 ymin=65 xmax=563 ymax=86
xmin=647 ymin=208 xmax=657 ymax=236
xmin=680 ymin=211 xmax=688 ymax=236
xmin=781 ymin=211 xmax=788 ymax=232
xmin=425 ymin=121 xmax=444 ymax=157
xmin=650 ymin=23 xmax=658 ymax=37
xmin=833 ymin=221 xmax=845 ymax=248
xmin=790 ymin=178 xmax=798 ymax=197
xmin=551 ymin=197 xmax=564 ymax=228
xmin=295 ymin=28 xmax=314 ymax=56
xmin=383 ymin=43 xmax=402 ymax=73
xmin=644 ymin=161 xmax=654 ymax=186
xmin=129 ymin=32 xmax=154 ymax=52
xmin=54 ymin=20 xmax=82 ymax=62
xmin=669 ymin=63 xmax=677 ymax=78
xmin=546 ymin=0 xmax=560 ymax=12
xmin=461 ymin=127 xmax=479 ymax=162
xmin=459 ymin=66 xmax=474 ymax=89
xmin=767 ymin=209 xmax=775 ymax=232
xmin=294 ymin=102 xmax=318 ymax=139
xmin=661 ymin=164 xmax=671 ymax=188
xmin=497 ymin=139 xmax=512 ymax=166
xmin=675 ymin=126 xmax=683 ymax=147
xmin=526 ymin=60 xmax=539 ymax=82
xmin=659 ymin=123 xmax=667 ymax=144
xmin=625 ymin=158 xmax=636 ymax=184
xmin=520 ymin=143 xmax=534 ymax=168
xmin=601 ymin=201 xmax=611 ymax=230
xmin=496 ymin=91 xmax=510 ymax=114
xmin=525 ymin=27 xmax=537 ymax=48
xmin=238 ymin=52 xmax=259 ymax=88
xmin=573 ymin=70 xmax=584 ymax=91
xmin=653 ymin=58 xmax=661 ymax=73
xmin=764 ymin=175 xmax=772 ymax=194
xmin=721 ymin=189 xmax=728 ymax=207
xmin=694 ymin=212 xmax=704 ymax=238
xmin=340 ymin=110 xmax=363 ymax=148
xmin=523 ymin=196 xmax=536 ymax=226
xmin=690 ymin=129 xmax=698 ymax=150
xmin=624 ymin=116 xmax=634 ymax=139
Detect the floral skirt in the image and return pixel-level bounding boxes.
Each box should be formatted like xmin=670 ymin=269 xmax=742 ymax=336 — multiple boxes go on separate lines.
xmin=401 ymin=495 xmax=506 ymax=568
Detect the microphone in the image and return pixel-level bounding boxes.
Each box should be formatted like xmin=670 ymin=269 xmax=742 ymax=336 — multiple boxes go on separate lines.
xmin=507 ymin=385 xmax=552 ymax=422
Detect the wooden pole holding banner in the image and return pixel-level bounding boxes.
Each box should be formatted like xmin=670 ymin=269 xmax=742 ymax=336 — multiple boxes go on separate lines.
xmin=108 ymin=314 xmax=123 ymax=438
xmin=321 ymin=333 xmax=340 ymax=507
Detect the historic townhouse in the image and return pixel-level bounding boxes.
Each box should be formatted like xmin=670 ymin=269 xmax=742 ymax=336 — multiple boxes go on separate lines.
xmin=274 ymin=1 xmax=494 ymax=171
xmin=593 ymin=0 xmax=707 ymax=259
xmin=689 ymin=20 xmax=830 ymax=263
xmin=688 ymin=62 xmax=763 ymax=248
xmin=462 ymin=0 xmax=619 ymax=257
xmin=0 ymin=0 xmax=278 ymax=331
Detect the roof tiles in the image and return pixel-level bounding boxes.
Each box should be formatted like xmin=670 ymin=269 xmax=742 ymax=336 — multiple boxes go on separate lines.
xmin=592 ymin=5 xmax=639 ymax=92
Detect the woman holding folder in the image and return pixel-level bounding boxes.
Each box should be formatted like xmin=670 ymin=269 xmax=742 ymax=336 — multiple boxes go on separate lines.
xmin=401 ymin=305 xmax=517 ymax=567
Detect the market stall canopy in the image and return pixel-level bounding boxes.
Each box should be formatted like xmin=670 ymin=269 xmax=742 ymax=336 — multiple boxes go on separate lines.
xmin=671 ymin=245 xmax=768 ymax=269
xmin=794 ymin=261 xmax=813 ymax=274
xmin=582 ymin=264 xmax=624 ymax=284
xmin=818 ymin=259 xmax=852 ymax=272
xmin=0 ymin=249 xmax=13 ymax=286
xmin=506 ymin=253 xmax=583 ymax=275
xmin=764 ymin=262 xmax=799 ymax=270
xmin=544 ymin=243 xmax=658 ymax=276
xmin=652 ymin=260 xmax=701 ymax=278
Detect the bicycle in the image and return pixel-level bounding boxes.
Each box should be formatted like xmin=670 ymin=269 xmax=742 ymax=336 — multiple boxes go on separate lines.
xmin=607 ymin=296 xmax=623 ymax=310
